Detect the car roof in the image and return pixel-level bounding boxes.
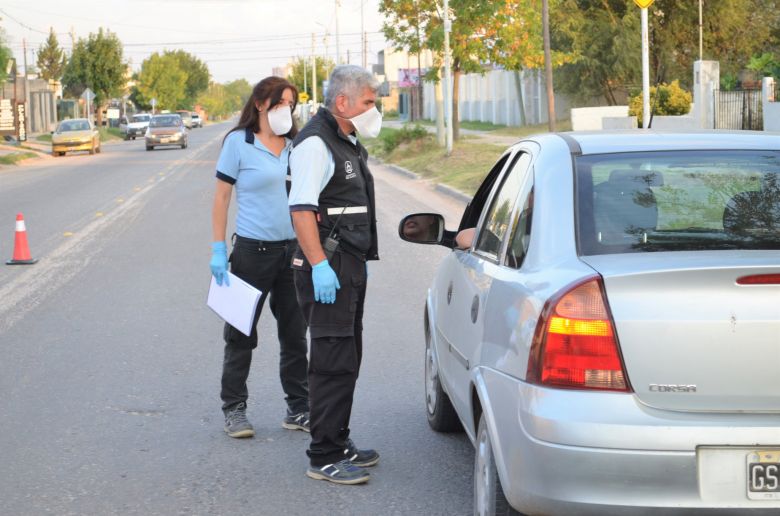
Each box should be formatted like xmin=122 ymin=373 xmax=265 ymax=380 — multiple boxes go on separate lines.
xmin=61 ymin=118 xmax=89 ymax=123
xmin=553 ymin=131 xmax=780 ymax=155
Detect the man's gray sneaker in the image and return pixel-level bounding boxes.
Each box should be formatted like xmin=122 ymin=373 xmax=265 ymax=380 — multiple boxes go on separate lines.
xmin=282 ymin=410 xmax=310 ymax=432
xmin=224 ymin=402 xmax=254 ymax=438
xmin=306 ymin=459 xmax=370 ymax=485
xmin=344 ymin=438 xmax=380 ymax=467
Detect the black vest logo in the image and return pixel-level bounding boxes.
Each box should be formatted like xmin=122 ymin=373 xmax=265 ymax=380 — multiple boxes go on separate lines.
xmin=345 ymin=160 xmax=356 ymax=180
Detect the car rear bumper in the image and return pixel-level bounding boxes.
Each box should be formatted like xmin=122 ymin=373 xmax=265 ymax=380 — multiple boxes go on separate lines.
xmin=479 ymin=368 xmax=780 ymax=514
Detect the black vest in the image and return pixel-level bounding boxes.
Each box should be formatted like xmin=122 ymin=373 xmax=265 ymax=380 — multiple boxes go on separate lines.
xmin=293 ymin=107 xmax=379 ymax=261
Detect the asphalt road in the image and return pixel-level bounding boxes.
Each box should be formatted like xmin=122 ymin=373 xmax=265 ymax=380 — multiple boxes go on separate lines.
xmin=0 ymin=122 xmax=475 ymax=515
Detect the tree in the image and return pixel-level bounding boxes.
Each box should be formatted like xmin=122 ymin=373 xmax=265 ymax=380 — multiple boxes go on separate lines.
xmin=223 ymin=79 xmax=252 ymax=110
xmin=164 ymin=50 xmax=209 ymax=107
xmin=61 ymin=28 xmax=126 ymax=125
xmin=0 ymin=28 xmax=12 ymax=84
xmin=287 ymin=56 xmax=335 ymax=103
xmin=381 ymin=0 xmax=496 ymax=140
xmin=135 ymin=53 xmax=188 ymax=111
xmin=195 ymin=79 xmax=251 ymax=120
xmin=36 ymin=29 xmax=67 ymax=82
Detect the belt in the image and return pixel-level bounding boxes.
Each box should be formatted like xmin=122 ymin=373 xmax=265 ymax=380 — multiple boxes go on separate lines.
xmin=234 ymin=234 xmax=296 ymax=250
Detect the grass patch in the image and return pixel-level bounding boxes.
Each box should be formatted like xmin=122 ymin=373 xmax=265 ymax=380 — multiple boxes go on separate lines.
xmin=98 ymin=127 xmax=123 ymax=142
xmin=0 ymin=151 xmax=38 ymax=165
xmin=492 ymin=119 xmax=572 ymax=137
xmin=36 ymin=134 xmax=52 ymax=142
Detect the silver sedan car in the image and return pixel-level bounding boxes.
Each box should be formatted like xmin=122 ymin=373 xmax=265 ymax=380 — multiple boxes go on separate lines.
xmin=399 ymin=132 xmax=780 ymax=515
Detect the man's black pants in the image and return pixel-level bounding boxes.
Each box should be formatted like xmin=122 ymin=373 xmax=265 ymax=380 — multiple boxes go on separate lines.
xmin=221 ymin=236 xmax=309 ymax=415
xmin=293 ymin=250 xmax=367 ymax=467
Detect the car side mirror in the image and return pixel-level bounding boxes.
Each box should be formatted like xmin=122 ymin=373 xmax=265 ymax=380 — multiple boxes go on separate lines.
xmin=398 ymin=213 xmax=456 ymax=248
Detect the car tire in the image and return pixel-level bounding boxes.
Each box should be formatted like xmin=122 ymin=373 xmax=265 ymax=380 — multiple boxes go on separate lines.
xmin=474 ymin=415 xmax=523 ymax=516
xmin=425 ymin=313 xmax=462 ymax=433
xmin=51 ymin=151 xmax=58 ymax=157
xmin=96 ymin=145 xmax=101 ymax=154
xmin=146 ymin=146 xmax=153 ymax=151
xmin=58 ymin=152 xmax=66 ymax=157
xmin=88 ymin=146 xmax=95 ymax=155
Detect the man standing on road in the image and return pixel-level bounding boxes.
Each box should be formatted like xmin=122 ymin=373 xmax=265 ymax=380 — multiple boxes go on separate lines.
xmin=288 ymin=65 xmax=382 ymax=485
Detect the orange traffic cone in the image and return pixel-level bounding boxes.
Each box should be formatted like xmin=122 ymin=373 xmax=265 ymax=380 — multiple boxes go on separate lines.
xmin=6 ymin=213 xmax=38 ymax=265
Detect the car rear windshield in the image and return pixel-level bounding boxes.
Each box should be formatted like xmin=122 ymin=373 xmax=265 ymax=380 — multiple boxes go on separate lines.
xmin=575 ymin=150 xmax=780 ymax=254
xmin=133 ymin=115 xmax=150 ymax=122
xmin=150 ymin=116 xmax=181 ymax=127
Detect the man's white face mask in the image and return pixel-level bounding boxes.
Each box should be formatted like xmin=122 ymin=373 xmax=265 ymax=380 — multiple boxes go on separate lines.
xmin=349 ymin=106 xmax=382 ymax=138
xmin=267 ymin=105 xmax=293 ymax=136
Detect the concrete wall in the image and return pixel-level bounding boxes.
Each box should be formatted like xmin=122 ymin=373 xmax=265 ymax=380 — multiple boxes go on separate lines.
xmin=571 ymin=106 xmax=629 ymax=130
xmin=763 ymin=77 xmax=780 ymax=132
xmin=421 ymin=68 xmax=570 ymax=127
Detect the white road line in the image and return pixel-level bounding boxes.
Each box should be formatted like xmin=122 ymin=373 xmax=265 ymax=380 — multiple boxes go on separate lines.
xmin=0 ymin=133 xmax=222 ymax=334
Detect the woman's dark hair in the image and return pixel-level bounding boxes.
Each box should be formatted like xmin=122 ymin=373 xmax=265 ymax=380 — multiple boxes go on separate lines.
xmin=224 ymin=76 xmax=299 ymax=142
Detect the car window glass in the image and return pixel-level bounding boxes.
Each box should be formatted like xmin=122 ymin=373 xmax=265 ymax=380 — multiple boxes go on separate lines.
xmin=505 ymin=187 xmax=534 ymax=269
xmin=475 ymin=152 xmax=532 ymax=259
xmin=458 ymin=153 xmax=511 ymax=232
xmin=576 ymin=150 xmax=780 ymax=254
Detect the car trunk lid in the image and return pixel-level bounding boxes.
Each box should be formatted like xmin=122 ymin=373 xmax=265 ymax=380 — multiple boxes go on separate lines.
xmin=581 ymin=251 xmax=780 ymax=413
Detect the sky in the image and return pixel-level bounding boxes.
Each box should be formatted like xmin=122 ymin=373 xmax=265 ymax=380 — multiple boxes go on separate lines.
xmin=0 ymin=0 xmax=390 ymax=83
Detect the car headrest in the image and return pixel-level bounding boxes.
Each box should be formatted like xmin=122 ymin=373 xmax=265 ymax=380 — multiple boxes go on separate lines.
xmin=608 ymin=169 xmax=664 ymax=187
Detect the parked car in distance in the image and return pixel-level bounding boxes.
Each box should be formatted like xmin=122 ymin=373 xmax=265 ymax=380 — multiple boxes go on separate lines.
xmin=190 ymin=112 xmax=202 ymax=128
xmin=400 ymin=131 xmax=780 ymax=515
xmin=120 ymin=113 xmax=151 ymax=140
xmin=175 ymin=110 xmax=193 ymax=129
xmin=51 ymin=118 xmax=100 ymax=156
xmin=145 ymin=114 xmax=187 ymax=151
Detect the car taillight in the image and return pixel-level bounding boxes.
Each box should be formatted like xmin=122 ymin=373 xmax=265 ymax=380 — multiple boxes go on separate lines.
xmin=527 ymin=276 xmax=631 ymax=392
xmin=736 ymin=274 xmax=780 ymax=285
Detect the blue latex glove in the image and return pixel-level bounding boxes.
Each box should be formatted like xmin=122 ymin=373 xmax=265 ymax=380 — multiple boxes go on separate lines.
xmin=210 ymin=241 xmax=230 ymax=286
xmin=312 ymin=259 xmax=340 ymax=304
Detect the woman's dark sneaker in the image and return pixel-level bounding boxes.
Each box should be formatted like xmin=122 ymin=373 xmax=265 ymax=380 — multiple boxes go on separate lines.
xmin=344 ymin=438 xmax=380 ymax=467
xmin=223 ymin=402 xmax=254 ymax=438
xmin=306 ymin=459 xmax=370 ymax=485
xmin=282 ymin=410 xmax=310 ymax=432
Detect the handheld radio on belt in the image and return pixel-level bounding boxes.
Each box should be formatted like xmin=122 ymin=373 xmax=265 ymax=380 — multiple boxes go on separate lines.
xmin=323 ymin=205 xmax=349 ymax=261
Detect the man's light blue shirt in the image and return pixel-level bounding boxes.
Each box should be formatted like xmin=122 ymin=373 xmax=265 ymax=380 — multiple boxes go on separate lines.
xmin=216 ymin=128 xmax=296 ymax=241
xmin=288 ymin=134 xmax=357 ymax=211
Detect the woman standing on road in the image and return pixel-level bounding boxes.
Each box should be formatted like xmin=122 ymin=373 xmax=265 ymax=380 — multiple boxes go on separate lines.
xmin=210 ymin=77 xmax=309 ymax=438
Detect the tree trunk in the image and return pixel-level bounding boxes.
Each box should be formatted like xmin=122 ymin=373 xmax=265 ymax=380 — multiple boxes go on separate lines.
xmin=435 ymin=70 xmax=445 ymax=147
xmin=95 ymin=101 xmax=104 ymax=127
xmin=452 ymin=66 xmax=461 ymax=141
xmin=513 ymin=69 xmax=526 ymax=126
xmin=542 ymin=0 xmax=556 ymax=131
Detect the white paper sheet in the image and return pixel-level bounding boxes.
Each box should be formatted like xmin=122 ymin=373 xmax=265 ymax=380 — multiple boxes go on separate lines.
xmin=206 ymin=273 xmax=262 ymax=337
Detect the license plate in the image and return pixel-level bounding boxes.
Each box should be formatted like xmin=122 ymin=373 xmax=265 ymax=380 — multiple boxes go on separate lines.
xmin=160 ymin=138 xmax=170 ymax=143
xmin=747 ymin=451 xmax=780 ymax=500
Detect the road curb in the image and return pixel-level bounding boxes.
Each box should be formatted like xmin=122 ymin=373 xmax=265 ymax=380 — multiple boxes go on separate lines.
xmin=369 ymin=157 xmax=472 ymax=203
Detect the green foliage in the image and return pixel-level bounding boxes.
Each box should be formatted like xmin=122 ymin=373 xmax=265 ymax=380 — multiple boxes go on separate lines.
xmin=61 ymin=28 xmax=126 ymax=123
xmin=375 ymin=124 xmax=430 ymax=154
xmin=36 ymin=29 xmax=67 ymax=82
xmin=720 ymin=73 xmax=739 ymax=91
xmin=165 ymin=50 xmax=210 ymax=107
xmin=747 ymin=52 xmax=780 ymax=78
xmin=195 ymin=79 xmax=250 ymax=120
xmin=0 ymin=152 xmax=37 ymax=165
xmin=0 ymin=29 xmax=11 ymax=84
xmin=287 ymin=56 xmax=335 ymax=103
xmin=135 ymin=52 xmax=188 ymax=111
xmin=628 ymin=80 xmax=692 ymax=125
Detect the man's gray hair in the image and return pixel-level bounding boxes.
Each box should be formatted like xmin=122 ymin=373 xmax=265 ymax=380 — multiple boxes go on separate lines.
xmin=324 ymin=65 xmax=379 ymax=109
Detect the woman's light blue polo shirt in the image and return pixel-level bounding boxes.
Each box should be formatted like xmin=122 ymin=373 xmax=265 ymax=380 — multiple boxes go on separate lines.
xmin=216 ymin=128 xmax=296 ymax=241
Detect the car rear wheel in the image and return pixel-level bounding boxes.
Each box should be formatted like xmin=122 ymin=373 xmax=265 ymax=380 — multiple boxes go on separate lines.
xmin=474 ymin=415 xmax=522 ymax=516
xmin=88 ymin=145 xmax=95 ymax=155
xmin=146 ymin=146 xmax=153 ymax=151
xmin=425 ymin=314 xmax=462 ymax=432
xmin=95 ymin=145 xmax=101 ymax=154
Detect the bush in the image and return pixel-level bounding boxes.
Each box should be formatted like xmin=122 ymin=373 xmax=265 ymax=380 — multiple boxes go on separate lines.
xmin=379 ymin=123 xmax=428 ymax=154
xmin=629 ymin=80 xmax=692 ymax=125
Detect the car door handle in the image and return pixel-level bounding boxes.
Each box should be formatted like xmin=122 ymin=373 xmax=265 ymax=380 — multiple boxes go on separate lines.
xmin=470 ymin=295 xmax=479 ymax=323
xmin=447 ymin=281 xmax=453 ymax=305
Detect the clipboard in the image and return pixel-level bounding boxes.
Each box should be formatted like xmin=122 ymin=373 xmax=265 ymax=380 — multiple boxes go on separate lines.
xmin=206 ymin=272 xmax=262 ymax=337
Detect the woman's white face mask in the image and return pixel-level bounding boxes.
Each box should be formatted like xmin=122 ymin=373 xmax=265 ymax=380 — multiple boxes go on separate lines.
xmin=349 ymin=106 xmax=382 ymax=138
xmin=267 ymin=105 xmax=293 ymax=136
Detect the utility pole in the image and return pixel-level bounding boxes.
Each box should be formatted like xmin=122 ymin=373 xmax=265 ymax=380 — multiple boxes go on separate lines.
xmin=335 ymin=0 xmax=341 ymax=65
xmin=443 ymin=0 xmax=453 ymax=156
xmin=542 ymin=0 xmax=556 ymax=131
xmin=699 ymin=0 xmax=703 ymax=61
xmin=641 ymin=6 xmax=650 ymax=128
xmin=312 ymin=33 xmax=317 ymax=104
xmin=303 ymin=57 xmax=308 ymax=96
xmin=416 ymin=2 xmax=423 ymax=124
xmin=361 ymin=0 xmax=367 ymax=69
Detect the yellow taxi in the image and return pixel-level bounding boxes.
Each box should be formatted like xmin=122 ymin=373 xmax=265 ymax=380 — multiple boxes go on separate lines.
xmin=51 ymin=118 xmax=101 ymax=156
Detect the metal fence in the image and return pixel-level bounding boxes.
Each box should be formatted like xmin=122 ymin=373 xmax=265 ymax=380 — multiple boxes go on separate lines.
xmin=715 ymin=88 xmax=763 ymax=130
